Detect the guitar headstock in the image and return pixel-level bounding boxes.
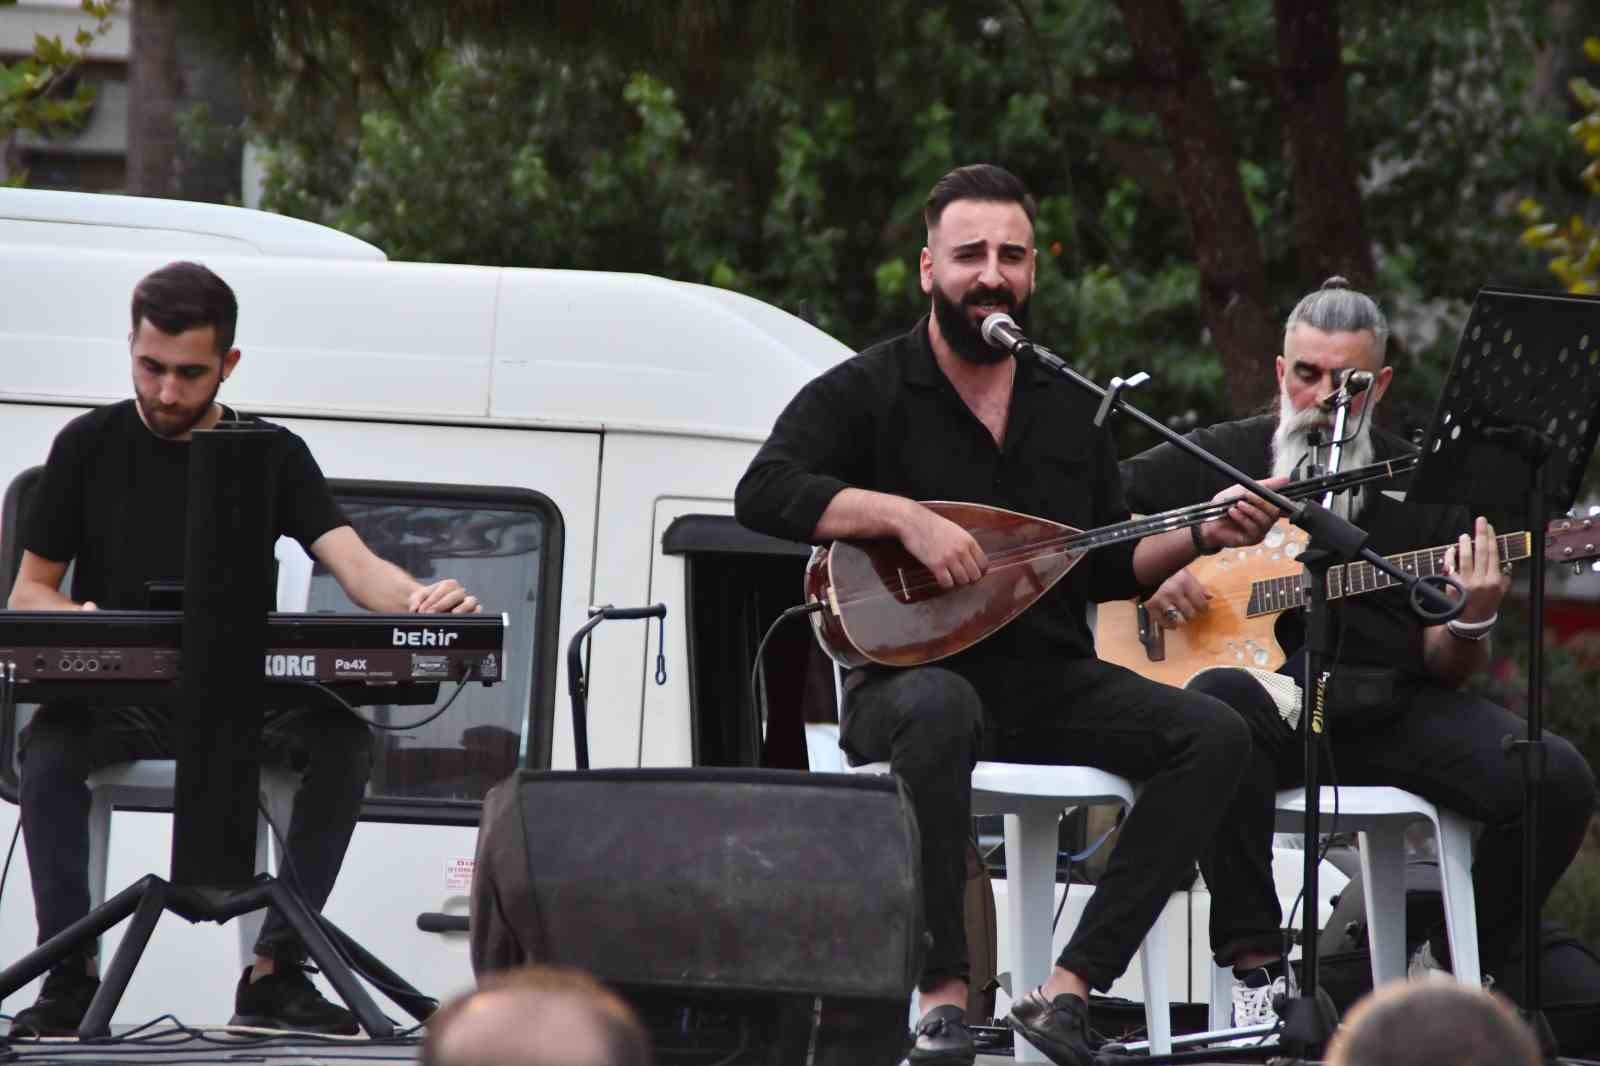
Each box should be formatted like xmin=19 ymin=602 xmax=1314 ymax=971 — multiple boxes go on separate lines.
xmin=1547 ymin=510 xmax=1600 ymax=571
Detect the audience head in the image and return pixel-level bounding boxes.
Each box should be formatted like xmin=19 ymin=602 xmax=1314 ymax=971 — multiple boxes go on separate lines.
xmin=422 ymin=965 xmax=651 ymax=1066
xmin=1325 ymin=979 xmax=1540 ymax=1066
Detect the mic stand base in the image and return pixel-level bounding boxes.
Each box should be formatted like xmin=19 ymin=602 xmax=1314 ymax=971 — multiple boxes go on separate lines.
xmin=1278 ymin=985 xmax=1340 ymax=1059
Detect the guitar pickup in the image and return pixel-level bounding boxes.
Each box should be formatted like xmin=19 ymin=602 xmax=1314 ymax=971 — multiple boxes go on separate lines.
xmin=1135 ymin=603 xmax=1166 ymax=662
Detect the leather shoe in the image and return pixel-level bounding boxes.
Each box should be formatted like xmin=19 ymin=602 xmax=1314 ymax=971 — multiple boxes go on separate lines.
xmin=903 ymin=1003 xmax=975 ymax=1065
xmin=1008 ymin=987 xmax=1096 ymax=1065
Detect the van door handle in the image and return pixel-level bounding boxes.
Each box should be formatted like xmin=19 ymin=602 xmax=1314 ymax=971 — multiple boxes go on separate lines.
xmin=417 ymin=912 xmax=470 ymax=934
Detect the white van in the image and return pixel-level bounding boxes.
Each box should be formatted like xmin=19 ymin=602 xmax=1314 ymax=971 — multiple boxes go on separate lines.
xmin=0 ymin=193 xmax=1333 ymax=1034
xmin=0 ymin=206 xmax=859 ymax=1022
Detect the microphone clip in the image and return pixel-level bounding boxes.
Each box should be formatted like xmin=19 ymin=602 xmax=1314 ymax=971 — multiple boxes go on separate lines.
xmin=1318 ymin=368 xmax=1375 ymax=413
xmin=1094 ymin=372 xmax=1150 ymax=428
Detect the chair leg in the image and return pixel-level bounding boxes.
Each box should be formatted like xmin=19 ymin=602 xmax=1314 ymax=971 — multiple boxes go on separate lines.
xmin=1434 ymin=811 xmax=1481 ymax=988
xmin=1138 ymin=903 xmax=1172 ymax=1054
xmin=235 ymin=807 xmax=273 ymax=969
xmin=87 ymin=792 xmax=113 ymax=967
xmin=1358 ymin=825 xmax=1409 ymax=987
xmin=1210 ymin=963 xmax=1233 ymax=1031
xmin=1004 ymin=808 xmax=1060 ymax=1064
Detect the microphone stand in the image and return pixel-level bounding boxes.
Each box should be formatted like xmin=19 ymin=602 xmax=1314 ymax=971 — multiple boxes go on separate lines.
xmin=1011 ymin=338 xmax=1464 ymax=1062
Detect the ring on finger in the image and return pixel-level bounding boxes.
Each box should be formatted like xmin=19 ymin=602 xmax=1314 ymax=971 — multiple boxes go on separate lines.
xmin=1164 ymin=607 xmax=1183 ymax=622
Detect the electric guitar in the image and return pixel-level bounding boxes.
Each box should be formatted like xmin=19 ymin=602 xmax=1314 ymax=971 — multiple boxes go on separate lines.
xmin=1095 ymin=514 xmax=1600 ymax=686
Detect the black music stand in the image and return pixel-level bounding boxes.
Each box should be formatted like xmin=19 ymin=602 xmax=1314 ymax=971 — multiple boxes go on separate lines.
xmin=1407 ymin=286 xmax=1600 ymax=1056
xmin=0 ymin=426 xmax=434 ymax=1040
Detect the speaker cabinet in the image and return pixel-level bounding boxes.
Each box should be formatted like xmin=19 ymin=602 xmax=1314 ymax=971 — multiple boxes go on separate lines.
xmin=477 ymin=768 xmax=924 ymax=1064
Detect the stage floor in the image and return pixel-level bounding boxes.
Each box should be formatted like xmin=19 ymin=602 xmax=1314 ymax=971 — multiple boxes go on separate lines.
xmin=0 ymin=1025 xmax=1279 ymax=1066
xmin=1 ymin=1026 xmax=423 ymax=1065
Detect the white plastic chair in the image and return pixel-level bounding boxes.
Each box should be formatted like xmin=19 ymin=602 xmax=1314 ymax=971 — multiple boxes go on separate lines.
xmin=1207 ymin=785 xmax=1480 ymax=1030
xmin=807 ymin=720 xmax=1173 ymax=1059
xmin=86 ymin=763 xmax=300 ymax=966
xmin=84 ymin=536 xmax=316 ymax=968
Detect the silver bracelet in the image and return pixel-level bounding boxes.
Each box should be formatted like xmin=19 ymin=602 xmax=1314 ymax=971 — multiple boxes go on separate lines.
xmin=1446 ymin=612 xmax=1498 ymax=641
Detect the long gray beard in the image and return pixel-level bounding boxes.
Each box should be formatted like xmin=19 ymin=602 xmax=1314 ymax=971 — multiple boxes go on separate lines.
xmin=1271 ymin=392 xmax=1374 ymax=520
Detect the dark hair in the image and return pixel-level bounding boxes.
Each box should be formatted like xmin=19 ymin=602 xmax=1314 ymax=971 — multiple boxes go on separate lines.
xmin=1328 ymin=982 xmax=1539 ymax=1066
xmin=130 ymin=261 xmax=238 ymax=355
xmin=421 ymin=965 xmax=651 ymax=1066
xmin=924 ymin=164 xmax=1037 ymax=231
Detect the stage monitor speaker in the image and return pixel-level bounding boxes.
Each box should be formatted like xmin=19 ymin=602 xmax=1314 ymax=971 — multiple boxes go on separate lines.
xmin=480 ymin=767 xmax=924 ymax=1065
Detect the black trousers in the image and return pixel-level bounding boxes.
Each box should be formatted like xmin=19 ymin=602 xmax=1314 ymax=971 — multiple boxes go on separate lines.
xmin=1189 ymin=661 xmax=1597 ymax=976
xmin=842 ymin=657 xmax=1250 ymax=993
xmin=19 ymin=703 xmax=373 ymax=966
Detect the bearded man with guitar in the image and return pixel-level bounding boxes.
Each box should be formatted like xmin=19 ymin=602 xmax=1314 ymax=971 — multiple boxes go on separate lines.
xmin=736 ymin=164 xmax=1283 ymax=1066
xmin=1118 ymin=278 xmax=1597 ymax=1029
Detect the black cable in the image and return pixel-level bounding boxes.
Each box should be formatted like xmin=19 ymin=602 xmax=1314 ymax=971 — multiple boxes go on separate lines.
xmin=1279 ymin=594 xmax=1349 ymax=1012
xmin=292 ymin=669 xmax=471 ymax=732
xmin=0 ymin=816 xmax=21 ymax=946
xmin=747 ymin=602 xmax=825 ymax=747
xmin=256 ymin=795 xmax=440 ymax=1017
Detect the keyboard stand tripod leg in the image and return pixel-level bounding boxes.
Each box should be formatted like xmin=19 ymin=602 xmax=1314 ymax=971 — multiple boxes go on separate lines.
xmin=264 ymin=878 xmax=393 ymax=1038
xmin=318 ymin=916 xmax=436 ymax=1024
xmin=79 ymin=879 xmax=169 ymax=1039
xmin=0 ymin=874 xmax=158 ymax=1002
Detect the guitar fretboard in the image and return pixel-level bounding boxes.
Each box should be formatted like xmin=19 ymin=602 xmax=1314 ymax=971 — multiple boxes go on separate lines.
xmin=1245 ymin=532 xmax=1531 ymax=618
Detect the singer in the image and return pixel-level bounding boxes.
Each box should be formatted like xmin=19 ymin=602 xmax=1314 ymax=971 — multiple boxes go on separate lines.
xmin=1118 ymin=277 xmax=1596 ymax=1027
xmin=737 ymin=164 xmax=1281 ymax=1066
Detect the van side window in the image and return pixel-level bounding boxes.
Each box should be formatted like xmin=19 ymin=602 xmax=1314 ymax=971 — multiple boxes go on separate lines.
xmin=316 ymin=481 xmax=563 ymax=822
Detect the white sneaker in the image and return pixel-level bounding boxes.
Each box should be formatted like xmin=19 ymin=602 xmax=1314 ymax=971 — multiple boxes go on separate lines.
xmin=1408 ymin=940 xmax=1495 ymax=989
xmin=1407 ymin=939 xmax=1445 ymax=980
xmin=1232 ymin=964 xmax=1296 ymax=1028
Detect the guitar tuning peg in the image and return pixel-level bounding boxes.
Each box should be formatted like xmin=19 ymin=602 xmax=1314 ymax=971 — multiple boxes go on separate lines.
xmin=1589 ymin=505 xmax=1600 ymax=517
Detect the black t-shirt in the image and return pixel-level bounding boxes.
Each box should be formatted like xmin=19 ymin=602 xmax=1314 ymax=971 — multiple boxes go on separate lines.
xmin=1119 ymin=414 xmax=1474 ymax=678
xmin=735 ymin=316 xmax=1141 ymax=694
xmin=22 ymin=400 xmax=348 ymax=611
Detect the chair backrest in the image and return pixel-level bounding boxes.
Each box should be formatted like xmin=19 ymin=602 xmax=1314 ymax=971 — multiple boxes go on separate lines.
xmin=1 ymin=466 xmax=46 ymax=802
xmin=0 ymin=465 xmax=44 ymax=604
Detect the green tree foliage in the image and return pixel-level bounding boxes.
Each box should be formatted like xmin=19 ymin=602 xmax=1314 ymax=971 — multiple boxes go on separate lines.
xmin=1519 ymin=37 xmax=1600 ymax=295
xmin=0 ymin=0 xmax=118 ymax=184
xmin=241 ymin=0 xmax=1577 ymax=448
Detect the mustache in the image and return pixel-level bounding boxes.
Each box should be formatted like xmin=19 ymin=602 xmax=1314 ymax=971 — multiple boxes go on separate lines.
xmin=961 ymin=286 xmax=1015 ymax=309
xmin=1279 ymin=400 xmax=1328 ymax=435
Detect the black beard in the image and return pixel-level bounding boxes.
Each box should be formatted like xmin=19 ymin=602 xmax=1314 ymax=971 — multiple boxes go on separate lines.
xmin=135 ymin=383 xmax=219 ymax=439
xmin=932 ymin=283 xmax=1029 ymax=366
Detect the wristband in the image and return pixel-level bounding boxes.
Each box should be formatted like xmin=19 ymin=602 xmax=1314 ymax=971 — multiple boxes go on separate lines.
xmin=1191 ymin=523 xmax=1221 ymax=556
xmin=1446 ymin=612 xmax=1498 ymax=641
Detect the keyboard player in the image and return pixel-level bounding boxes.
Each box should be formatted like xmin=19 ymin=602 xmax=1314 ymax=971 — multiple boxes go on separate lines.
xmin=4 ymin=261 xmax=481 ymax=1036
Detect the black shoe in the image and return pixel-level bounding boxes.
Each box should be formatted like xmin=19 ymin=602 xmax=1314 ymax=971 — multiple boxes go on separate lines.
xmin=1008 ymin=988 xmax=1096 ymax=1066
xmin=903 ymin=1004 xmax=975 ymax=1066
xmin=230 ymin=964 xmax=359 ymax=1035
xmin=12 ymin=964 xmax=100 ymax=1037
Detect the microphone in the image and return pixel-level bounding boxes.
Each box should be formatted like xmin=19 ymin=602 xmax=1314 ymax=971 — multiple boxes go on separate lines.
xmin=980 ymin=312 xmax=1033 ymax=356
xmin=1319 ymin=369 xmax=1375 ymax=412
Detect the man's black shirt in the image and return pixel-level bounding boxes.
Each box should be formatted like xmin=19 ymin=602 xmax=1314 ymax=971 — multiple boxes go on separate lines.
xmin=736 ymin=316 xmax=1141 ymax=691
xmin=22 ymin=400 xmax=348 ymax=611
xmin=1119 ymin=414 xmax=1474 ymax=678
